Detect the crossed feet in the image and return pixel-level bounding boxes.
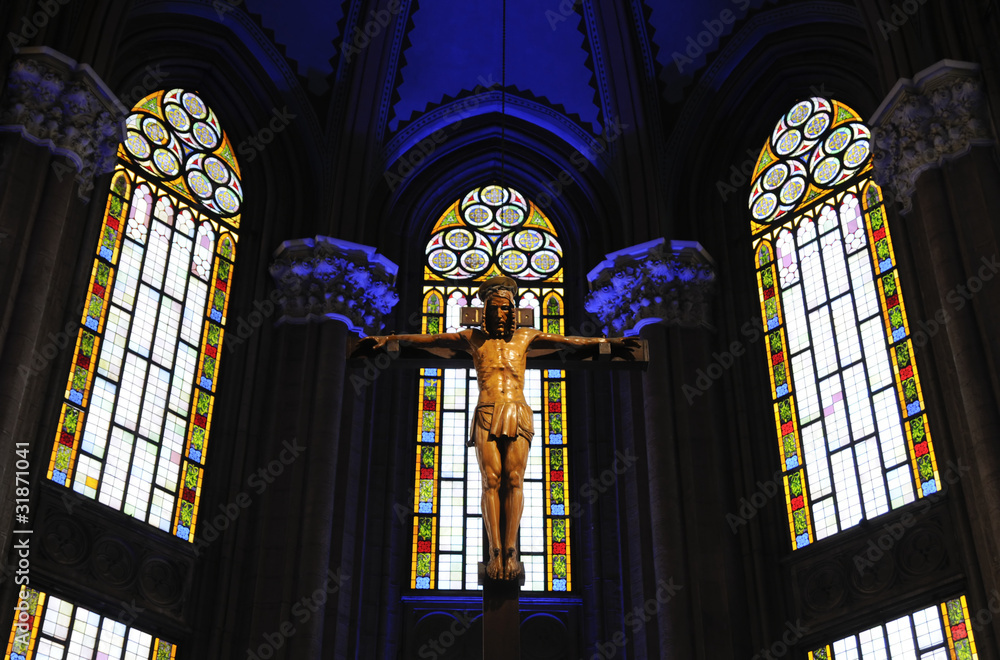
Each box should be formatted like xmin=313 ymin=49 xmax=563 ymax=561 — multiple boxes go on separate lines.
xmin=485 ymin=547 xmax=523 ymax=581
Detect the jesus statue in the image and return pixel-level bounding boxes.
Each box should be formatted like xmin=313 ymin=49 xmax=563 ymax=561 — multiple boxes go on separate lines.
xmin=356 ymin=276 xmax=638 ymax=581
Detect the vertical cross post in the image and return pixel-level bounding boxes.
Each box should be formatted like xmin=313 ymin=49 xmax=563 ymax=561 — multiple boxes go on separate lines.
xmin=479 ymin=562 xmax=523 ymax=659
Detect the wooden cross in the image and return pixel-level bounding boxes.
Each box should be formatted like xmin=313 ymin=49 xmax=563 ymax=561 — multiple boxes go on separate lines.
xmin=352 ymin=284 xmax=646 ymax=659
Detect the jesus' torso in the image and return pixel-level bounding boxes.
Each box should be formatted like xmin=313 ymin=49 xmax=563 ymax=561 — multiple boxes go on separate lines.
xmin=462 ymin=327 xmax=539 ymax=405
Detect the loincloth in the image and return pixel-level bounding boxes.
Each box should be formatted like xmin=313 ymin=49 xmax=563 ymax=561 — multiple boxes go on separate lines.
xmin=468 ymin=401 xmax=534 ymax=447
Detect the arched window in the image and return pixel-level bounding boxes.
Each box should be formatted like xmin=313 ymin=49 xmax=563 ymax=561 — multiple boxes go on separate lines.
xmin=748 ymin=98 xmax=939 ymax=550
xmin=411 ymin=185 xmax=571 ymax=592
xmin=46 ymin=89 xmax=242 ymax=542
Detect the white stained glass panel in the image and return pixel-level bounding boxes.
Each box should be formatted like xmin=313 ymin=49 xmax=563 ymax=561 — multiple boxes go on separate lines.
xmin=129 ymin=285 xmax=160 ymax=358
xmin=142 ymin=221 xmax=171 ymax=289
xmin=812 ymin=497 xmax=839 ymax=540
xmin=822 ymin=232 xmax=851 ymax=299
xmin=801 ymin=242 xmax=828 ymax=309
xmin=438 ymin=554 xmax=463 ymax=590
xmin=521 ymin=481 xmax=544 ymax=553
xmin=849 ymin=251 xmax=879 ymax=320
xmin=115 ymin=354 xmax=148 ymax=431
xmin=830 ymin=447 xmax=863 ymax=528
xmin=820 ymin=601 xmax=962 ymax=660
xmin=81 ymin=378 xmax=115 ymax=458
xmin=439 ymin=481 xmax=464 ymax=552
xmin=98 ymin=427 xmax=135 ymax=510
xmin=783 ymin=284 xmax=810 ymax=354
xmin=100 ymin=305 xmax=131 ymax=380
xmin=809 ymin=307 xmax=839 ymax=378
xmin=112 ymin=240 xmax=144 ymax=311
xmin=832 ymin=295 xmax=862 ymax=367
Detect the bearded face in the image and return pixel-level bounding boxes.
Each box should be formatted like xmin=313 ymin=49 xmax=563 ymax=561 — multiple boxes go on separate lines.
xmin=483 ymin=293 xmax=516 ymax=341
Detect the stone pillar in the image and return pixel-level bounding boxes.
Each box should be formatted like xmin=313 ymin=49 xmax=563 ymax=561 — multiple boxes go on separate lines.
xmin=239 ymin=237 xmax=397 ymax=659
xmin=585 ymin=239 xmax=743 ymax=657
xmin=0 ymin=47 xmax=123 ymax=568
xmin=872 ymin=60 xmax=1000 ymax=645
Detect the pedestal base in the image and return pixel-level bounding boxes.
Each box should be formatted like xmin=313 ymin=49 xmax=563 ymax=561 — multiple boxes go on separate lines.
xmin=478 ymin=562 xmax=523 ymax=659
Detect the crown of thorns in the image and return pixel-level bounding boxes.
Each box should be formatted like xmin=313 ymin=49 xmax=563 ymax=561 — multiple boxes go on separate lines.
xmin=478 ymin=276 xmax=518 ymax=306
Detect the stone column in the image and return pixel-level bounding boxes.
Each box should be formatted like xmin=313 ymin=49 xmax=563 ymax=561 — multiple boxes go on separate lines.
xmin=872 ymin=60 xmax=1000 ymax=644
xmin=239 ymin=237 xmax=397 ymax=659
xmin=585 ymin=239 xmax=741 ymax=657
xmin=0 ymin=47 xmax=123 ymax=568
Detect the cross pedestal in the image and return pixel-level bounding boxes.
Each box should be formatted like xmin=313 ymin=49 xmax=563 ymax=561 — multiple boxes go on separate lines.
xmin=478 ymin=563 xmax=525 ymax=659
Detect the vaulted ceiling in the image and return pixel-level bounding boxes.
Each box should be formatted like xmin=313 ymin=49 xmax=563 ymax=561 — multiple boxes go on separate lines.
xmin=241 ymin=0 xmax=781 ymax=141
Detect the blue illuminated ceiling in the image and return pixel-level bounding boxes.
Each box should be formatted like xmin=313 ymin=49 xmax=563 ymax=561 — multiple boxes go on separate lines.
xmin=244 ymin=0 xmax=344 ymax=94
xmin=644 ymin=0 xmax=771 ymax=101
xmin=391 ymin=0 xmax=600 ymax=133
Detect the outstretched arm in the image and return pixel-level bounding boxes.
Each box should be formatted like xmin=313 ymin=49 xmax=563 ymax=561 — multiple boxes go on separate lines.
xmin=529 ymin=332 xmax=640 ymax=352
xmin=353 ymin=330 xmax=469 ymax=357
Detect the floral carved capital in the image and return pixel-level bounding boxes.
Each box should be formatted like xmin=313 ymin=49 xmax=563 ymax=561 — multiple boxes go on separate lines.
xmin=269 ymin=236 xmax=399 ymax=335
xmin=871 ymin=60 xmax=992 ymax=214
xmin=0 ymin=47 xmax=126 ymax=200
xmin=585 ymin=239 xmax=716 ymax=335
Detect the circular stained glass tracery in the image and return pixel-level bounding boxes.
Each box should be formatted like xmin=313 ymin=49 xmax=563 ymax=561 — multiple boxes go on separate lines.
xmin=748 ymin=98 xmax=873 ymax=227
xmin=123 ymin=89 xmax=242 ymax=220
xmin=425 ymin=185 xmax=563 ymax=281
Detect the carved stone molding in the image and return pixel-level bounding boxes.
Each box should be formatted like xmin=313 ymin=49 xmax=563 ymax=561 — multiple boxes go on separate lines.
xmin=786 ymin=498 xmax=961 ymax=632
xmin=0 ymin=47 xmax=126 ymax=200
xmin=269 ymin=235 xmax=399 ymax=336
xmin=34 ymin=482 xmax=194 ymax=638
xmin=871 ymin=60 xmax=993 ymax=214
xmin=585 ymin=238 xmax=717 ymax=335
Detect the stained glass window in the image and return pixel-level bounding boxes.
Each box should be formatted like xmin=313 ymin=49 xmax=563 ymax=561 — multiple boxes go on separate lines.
xmin=749 ymin=98 xmax=939 ymax=550
xmin=46 ymin=89 xmax=241 ymax=542
xmin=809 ymin=596 xmax=978 ymax=660
xmin=5 ymin=589 xmax=176 ymax=660
xmin=411 ymin=185 xmax=571 ymax=592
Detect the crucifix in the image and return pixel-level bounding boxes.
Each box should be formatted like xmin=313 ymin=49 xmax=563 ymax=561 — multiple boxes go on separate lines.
xmin=353 ymin=276 xmax=646 ymax=658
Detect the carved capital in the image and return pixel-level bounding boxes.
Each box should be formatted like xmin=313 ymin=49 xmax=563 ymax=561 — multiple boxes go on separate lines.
xmin=0 ymin=47 xmax=126 ymax=200
xmin=269 ymin=236 xmax=400 ymax=335
xmin=585 ymin=239 xmax=716 ymax=335
xmin=871 ymin=60 xmax=992 ymax=214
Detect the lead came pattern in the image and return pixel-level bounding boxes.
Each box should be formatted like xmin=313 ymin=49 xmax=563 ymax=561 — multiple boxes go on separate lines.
xmin=753 ymin=128 xmax=940 ymax=548
xmin=4 ymin=588 xmax=176 ymax=660
xmin=47 ymin=160 xmax=236 ymax=543
xmin=809 ymin=596 xmax=978 ymax=660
